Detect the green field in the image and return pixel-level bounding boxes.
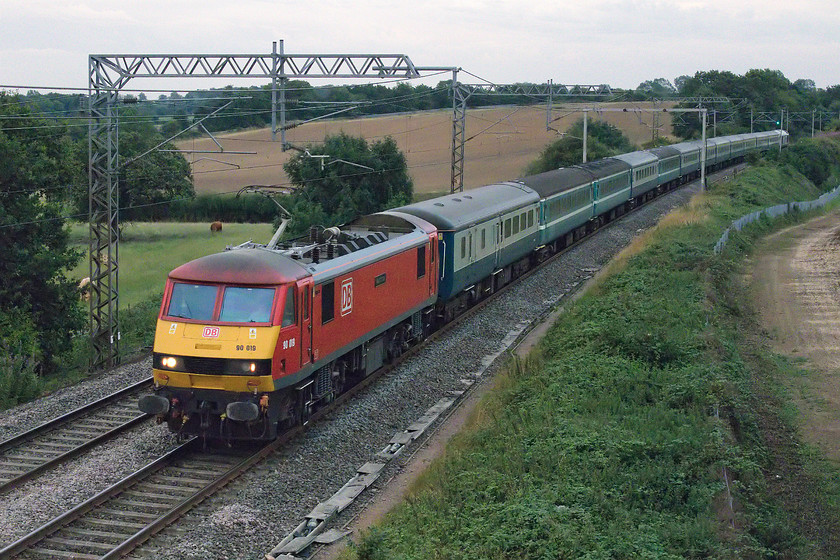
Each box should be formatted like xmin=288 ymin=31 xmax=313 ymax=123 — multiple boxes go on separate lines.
xmin=68 ymin=222 xmax=276 ymax=308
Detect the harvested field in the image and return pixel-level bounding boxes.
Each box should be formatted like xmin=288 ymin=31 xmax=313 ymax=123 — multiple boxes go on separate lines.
xmin=180 ymin=103 xmax=674 ymax=196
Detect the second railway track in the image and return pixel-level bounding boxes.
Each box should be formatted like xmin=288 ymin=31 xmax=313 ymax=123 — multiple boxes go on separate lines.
xmin=0 ymin=378 xmax=152 ymax=495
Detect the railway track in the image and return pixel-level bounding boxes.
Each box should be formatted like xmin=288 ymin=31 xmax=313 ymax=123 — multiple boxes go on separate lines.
xmin=0 ymin=378 xmax=152 ymax=495
xmin=0 ymin=437 xmax=259 ymax=559
xmin=0 ymin=351 xmax=409 ymax=560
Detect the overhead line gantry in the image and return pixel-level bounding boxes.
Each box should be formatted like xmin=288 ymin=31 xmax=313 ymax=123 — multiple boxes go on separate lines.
xmin=87 ymin=42 xmax=610 ymax=370
xmin=88 ymin=42 xmax=433 ymax=370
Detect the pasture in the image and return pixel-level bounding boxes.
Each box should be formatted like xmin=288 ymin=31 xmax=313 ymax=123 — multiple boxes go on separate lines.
xmin=180 ymin=103 xmax=674 ymax=197
xmin=68 ymin=222 xmax=275 ymax=307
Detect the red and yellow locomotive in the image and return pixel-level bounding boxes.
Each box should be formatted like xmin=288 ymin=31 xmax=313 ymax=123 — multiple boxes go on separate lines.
xmin=139 ymin=212 xmax=437 ymax=440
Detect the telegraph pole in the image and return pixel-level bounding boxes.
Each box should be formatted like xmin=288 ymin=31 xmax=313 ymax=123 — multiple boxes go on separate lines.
xmin=701 ymin=109 xmax=707 ymax=191
xmin=582 ymin=109 xmax=588 ymax=163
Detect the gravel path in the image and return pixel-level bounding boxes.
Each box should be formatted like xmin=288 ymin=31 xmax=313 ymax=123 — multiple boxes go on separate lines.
xmin=0 ymin=180 xmax=702 ymax=558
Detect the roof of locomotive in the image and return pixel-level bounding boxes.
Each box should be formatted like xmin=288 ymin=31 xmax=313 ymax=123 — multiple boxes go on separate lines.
xmin=394 ymin=182 xmax=539 ymax=231
xmin=169 ymin=248 xmax=311 ymax=285
xmin=515 ymin=167 xmax=593 ymax=198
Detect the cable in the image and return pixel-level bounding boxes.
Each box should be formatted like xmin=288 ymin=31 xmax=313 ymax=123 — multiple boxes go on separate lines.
xmin=0 ymin=70 xmax=453 ymax=96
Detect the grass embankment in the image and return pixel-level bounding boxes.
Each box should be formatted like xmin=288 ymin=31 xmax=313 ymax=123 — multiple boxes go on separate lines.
xmin=347 ymin=143 xmax=840 ymax=558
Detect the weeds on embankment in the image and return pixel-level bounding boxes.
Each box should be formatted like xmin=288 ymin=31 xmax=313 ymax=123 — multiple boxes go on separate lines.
xmin=345 ymin=140 xmax=840 ymax=559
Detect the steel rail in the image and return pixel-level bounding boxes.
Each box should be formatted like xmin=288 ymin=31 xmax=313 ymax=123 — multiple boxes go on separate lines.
xmin=0 ymin=377 xmax=153 ymax=494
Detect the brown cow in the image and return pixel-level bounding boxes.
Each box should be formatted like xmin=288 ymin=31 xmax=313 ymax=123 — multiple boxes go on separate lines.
xmin=210 ymin=221 xmax=223 ymax=232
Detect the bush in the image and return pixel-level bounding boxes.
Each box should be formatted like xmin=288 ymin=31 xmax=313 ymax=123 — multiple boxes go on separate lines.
xmin=121 ymin=193 xmax=281 ymax=222
xmin=0 ymin=308 xmax=43 ymax=409
xmin=776 ymin=137 xmax=840 ymax=187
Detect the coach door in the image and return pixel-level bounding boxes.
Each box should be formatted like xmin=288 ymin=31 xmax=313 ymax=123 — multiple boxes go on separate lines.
xmin=495 ymin=218 xmax=503 ymax=267
xmin=298 ymin=278 xmax=313 ymax=366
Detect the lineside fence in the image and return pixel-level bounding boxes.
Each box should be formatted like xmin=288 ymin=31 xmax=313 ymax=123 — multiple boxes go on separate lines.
xmin=714 ymin=184 xmax=840 ymax=254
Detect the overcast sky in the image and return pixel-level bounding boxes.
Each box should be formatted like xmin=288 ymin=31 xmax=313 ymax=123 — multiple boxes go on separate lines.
xmin=1 ymin=0 xmax=837 ymax=94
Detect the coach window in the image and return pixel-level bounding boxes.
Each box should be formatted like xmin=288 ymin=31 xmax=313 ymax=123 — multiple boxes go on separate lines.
xmin=513 ymin=216 xmax=519 ymax=235
xmin=504 ymin=218 xmax=511 ymax=239
xmin=481 ymin=229 xmax=486 ymax=250
xmin=282 ymin=285 xmax=296 ymax=327
xmin=321 ymin=281 xmax=335 ymax=324
xmin=417 ymin=246 xmax=426 ymax=278
xmin=528 ymin=210 xmax=534 ymax=228
xmin=460 ymin=237 xmax=466 ymax=259
xmin=304 ymin=285 xmax=310 ymax=320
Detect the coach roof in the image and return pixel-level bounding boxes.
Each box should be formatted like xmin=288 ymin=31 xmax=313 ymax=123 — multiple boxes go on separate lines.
xmin=395 ymin=182 xmax=539 ymax=231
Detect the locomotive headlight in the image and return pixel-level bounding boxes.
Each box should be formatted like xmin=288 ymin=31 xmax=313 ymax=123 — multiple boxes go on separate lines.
xmin=249 ymin=362 xmax=256 ymax=373
xmin=161 ymin=356 xmax=178 ymax=369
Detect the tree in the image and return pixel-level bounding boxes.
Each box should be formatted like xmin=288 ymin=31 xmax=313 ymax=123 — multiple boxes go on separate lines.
xmin=0 ymin=92 xmax=84 ymax=382
xmin=283 ymin=132 xmax=413 ymax=235
xmin=636 ymin=78 xmax=676 ymax=97
xmin=793 ymin=79 xmax=816 ymax=94
xmin=671 ymin=69 xmax=815 ymax=139
xmin=525 ymin=119 xmax=635 ymax=174
xmin=73 ymin=108 xmax=195 ymax=220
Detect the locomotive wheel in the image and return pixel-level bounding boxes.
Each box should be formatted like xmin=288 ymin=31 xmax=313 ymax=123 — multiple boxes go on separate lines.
xmin=293 ymin=385 xmax=313 ymax=426
xmin=386 ymin=328 xmax=404 ymax=362
xmin=332 ymin=362 xmax=346 ymax=398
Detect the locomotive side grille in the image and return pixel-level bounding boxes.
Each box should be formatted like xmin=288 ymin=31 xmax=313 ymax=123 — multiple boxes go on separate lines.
xmin=315 ymin=364 xmax=331 ymax=398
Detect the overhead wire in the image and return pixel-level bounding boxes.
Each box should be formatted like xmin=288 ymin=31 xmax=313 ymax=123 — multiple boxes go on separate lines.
xmin=0 ymin=72 xmax=597 ymax=229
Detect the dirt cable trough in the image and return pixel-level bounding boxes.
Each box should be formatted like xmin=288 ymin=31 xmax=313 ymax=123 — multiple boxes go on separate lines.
xmin=751 ymin=213 xmax=840 ymax=462
xmin=748 ymin=211 xmax=840 ymax=555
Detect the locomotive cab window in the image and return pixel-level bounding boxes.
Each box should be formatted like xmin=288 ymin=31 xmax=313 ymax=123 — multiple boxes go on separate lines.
xmin=219 ymin=286 xmax=275 ymax=323
xmin=167 ymin=283 xmax=217 ymax=321
xmin=417 ymin=246 xmax=426 ymax=278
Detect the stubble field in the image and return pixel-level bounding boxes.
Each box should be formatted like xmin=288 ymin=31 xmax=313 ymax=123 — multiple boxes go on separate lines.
xmin=179 ymin=102 xmax=674 ymax=197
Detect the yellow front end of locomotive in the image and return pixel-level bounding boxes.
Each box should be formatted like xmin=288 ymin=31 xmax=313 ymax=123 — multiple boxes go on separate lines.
xmin=151 ymin=319 xmax=280 ymax=393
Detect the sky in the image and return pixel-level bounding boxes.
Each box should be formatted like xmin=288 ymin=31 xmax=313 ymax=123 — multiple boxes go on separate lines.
xmin=1 ymin=0 xmax=838 ymax=95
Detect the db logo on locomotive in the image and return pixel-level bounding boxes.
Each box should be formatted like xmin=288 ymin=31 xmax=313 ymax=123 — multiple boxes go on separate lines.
xmin=202 ymin=326 xmax=220 ymax=338
xmin=340 ymin=278 xmax=353 ymax=316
